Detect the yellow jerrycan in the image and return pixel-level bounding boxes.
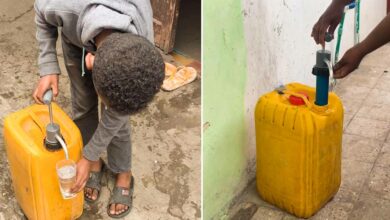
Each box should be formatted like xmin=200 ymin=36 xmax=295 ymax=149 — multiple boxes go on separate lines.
xmin=255 ymin=50 xmax=343 ymax=218
xmin=3 ymin=90 xmax=84 ymax=220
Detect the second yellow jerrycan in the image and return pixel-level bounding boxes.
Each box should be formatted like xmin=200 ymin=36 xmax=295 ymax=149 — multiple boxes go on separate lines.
xmin=3 ymin=90 xmax=84 ymax=220
xmin=255 ymin=83 xmax=343 ymax=218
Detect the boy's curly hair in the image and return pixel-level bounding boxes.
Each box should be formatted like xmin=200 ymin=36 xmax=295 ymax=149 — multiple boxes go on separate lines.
xmin=92 ymin=32 xmax=164 ymax=114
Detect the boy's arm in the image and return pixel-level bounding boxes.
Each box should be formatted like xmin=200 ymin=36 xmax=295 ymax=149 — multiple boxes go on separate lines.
xmin=334 ymin=13 xmax=390 ymax=78
xmin=71 ymin=107 xmax=129 ymax=193
xmin=34 ymin=5 xmax=61 ymax=76
xmin=82 ymin=107 xmax=129 ymax=162
xmin=32 ymin=4 xmax=60 ymax=104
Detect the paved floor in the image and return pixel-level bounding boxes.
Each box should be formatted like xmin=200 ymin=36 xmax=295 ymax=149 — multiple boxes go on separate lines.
xmin=228 ymin=44 xmax=390 ymax=220
xmin=0 ymin=1 xmax=200 ymax=220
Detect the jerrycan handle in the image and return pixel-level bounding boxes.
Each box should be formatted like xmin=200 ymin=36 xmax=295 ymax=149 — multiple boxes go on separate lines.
xmin=280 ymin=89 xmax=332 ymax=115
xmin=283 ymin=90 xmax=313 ymax=109
xmin=28 ymin=112 xmax=45 ymax=134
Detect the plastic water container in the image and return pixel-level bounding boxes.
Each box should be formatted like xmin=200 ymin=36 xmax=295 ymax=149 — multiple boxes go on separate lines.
xmin=254 ymin=83 xmax=343 ymax=218
xmin=3 ymin=103 xmax=84 ymax=220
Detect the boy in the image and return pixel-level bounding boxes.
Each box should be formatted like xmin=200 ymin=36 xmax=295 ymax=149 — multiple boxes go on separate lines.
xmin=312 ymin=0 xmax=390 ymax=78
xmin=32 ymin=0 xmax=164 ymax=218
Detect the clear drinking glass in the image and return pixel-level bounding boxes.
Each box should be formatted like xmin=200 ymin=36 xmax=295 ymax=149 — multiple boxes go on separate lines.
xmin=56 ymin=159 xmax=77 ymax=199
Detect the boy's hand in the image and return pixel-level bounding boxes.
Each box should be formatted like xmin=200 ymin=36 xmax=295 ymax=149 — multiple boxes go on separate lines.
xmin=311 ymin=2 xmax=345 ymax=48
xmin=334 ymin=45 xmax=365 ymax=79
xmin=71 ymin=157 xmax=91 ymax=193
xmin=33 ymin=74 xmax=59 ymax=104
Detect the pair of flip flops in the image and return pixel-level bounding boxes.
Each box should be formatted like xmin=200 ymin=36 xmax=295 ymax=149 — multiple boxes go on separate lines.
xmin=85 ymin=166 xmax=134 ymax=219
xmin=162 ymin=62 xmax=197 ymax=91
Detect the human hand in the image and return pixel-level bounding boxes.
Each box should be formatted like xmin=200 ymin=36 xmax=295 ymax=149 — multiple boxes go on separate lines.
xmin=70 ymin=157 xmax=91 ymax=193
xmin=333 ymin=45 xmax=365 ymax=79
xmin=33 ymin=74 xmax=59 ymax=104
xmin=311 ymin=2 xmax=345 ymax=47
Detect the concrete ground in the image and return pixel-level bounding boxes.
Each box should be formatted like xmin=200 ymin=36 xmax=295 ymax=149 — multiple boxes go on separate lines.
xmin=0 ymin=1 xmax=200 ymax=219
xmin=228 ymin=45 xmax=390 ymax=220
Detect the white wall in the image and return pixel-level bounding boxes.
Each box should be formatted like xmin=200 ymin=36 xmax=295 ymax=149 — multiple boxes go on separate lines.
xmin=242 ymin=0 xmax=387 ymax=180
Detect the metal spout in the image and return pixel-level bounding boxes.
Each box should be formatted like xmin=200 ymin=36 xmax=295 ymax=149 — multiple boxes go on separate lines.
xmin=43 ymin=90 xmax=54 ymax=125
xmin=42 ymin=89 xmax=63 ymax=151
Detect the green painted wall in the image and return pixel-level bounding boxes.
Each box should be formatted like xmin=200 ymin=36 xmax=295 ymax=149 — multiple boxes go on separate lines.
xmin=203 ymin=0 xmax=248 ymax=219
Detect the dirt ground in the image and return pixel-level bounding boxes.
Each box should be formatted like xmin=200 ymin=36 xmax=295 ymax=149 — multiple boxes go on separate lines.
xmin=0 ymin=1 xmax=201 ymax=219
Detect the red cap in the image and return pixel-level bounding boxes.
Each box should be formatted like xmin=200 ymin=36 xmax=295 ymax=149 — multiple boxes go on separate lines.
xmin=289 ymin=92 xmax=309 ymax=106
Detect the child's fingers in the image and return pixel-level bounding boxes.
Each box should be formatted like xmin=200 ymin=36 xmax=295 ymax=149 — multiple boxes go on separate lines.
xmin=51 ymin=85 xmax=59 ymax=101
xmin=51 ymin=84 xmax=58 ymax=97
xmin=70 ymin=181 xmax=79 ymax=193
xmin=32 ymin=88 xmax=43 ymax=104
xmin=71 ymin=180 xmax=82 ymax=193
xmin=32 ymin=91 xmax=40 ymax=104
xmin=71 ymin=170 xmax=82 ymax=192
xmin=71 ymin=172 xmax=87 ymax=193
xmin=80 ymin=182 xmax=87 ymax=192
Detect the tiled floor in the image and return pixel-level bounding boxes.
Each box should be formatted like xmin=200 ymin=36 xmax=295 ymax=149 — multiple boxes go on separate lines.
xmin=229 ymin=44 xmax=390 ymax=220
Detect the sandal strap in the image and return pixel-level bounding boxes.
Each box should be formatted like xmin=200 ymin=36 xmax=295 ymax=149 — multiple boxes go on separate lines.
xmin=85 ymin=171 xmax=103 ymax=191
xmin=109 ymin=176 xmax=134 ymax=207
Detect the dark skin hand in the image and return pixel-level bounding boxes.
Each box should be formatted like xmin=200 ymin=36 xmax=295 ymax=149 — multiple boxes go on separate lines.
xmin=334 ymin=13 xmax=390 ymax=78
xmin=311 ymin=0 xmax=350 ymax=48
xmin=333 ymin=45 xmax=364 ymax=79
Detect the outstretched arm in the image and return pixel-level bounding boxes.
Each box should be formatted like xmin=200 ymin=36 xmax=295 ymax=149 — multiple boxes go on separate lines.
xmin=355 ymin=13 xmax=390 ymax=56
xmin=334 ymin=13 xmax=390 ymax=78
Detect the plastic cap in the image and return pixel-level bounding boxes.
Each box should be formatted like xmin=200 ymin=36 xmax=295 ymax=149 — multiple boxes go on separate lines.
xmin=289 ymin=92 xmax=309 ymax=106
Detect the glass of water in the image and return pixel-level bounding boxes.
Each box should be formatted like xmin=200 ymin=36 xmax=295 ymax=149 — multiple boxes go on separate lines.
xmin=56 ymin=159 xmax=77 ymax=199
